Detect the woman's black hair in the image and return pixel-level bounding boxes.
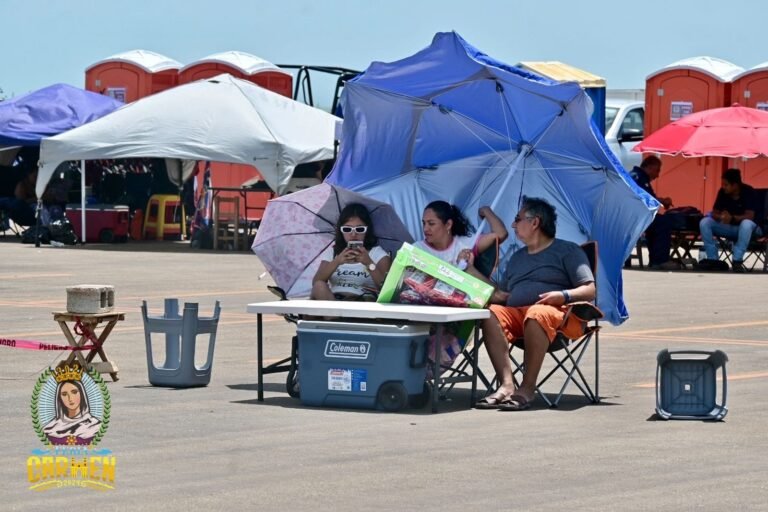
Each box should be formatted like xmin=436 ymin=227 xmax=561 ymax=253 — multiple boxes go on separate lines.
xmin=333 ymin=203 xmax=379 ymax=255
xmin=424 ymin=200 xmax=475 ymax=237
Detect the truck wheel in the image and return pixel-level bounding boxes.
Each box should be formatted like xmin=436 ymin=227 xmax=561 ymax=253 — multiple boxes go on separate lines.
xmin=377 ymin=381 xmax=407 ymax=412
xmin=99 ymin=229 xmax=115 ymax=243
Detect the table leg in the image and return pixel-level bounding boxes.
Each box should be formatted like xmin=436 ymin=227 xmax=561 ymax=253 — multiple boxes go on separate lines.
xmin=84 ymin=319 xmax=119 ymax=381
xmin=470 ymin=322 xmax=479 ymax=406
xmin=257 ymin=313 xmax=264 ymax=401
xmin=431 ymin=325 xmax=442 ymax=413
xmin=57 ymin=321 xmax=88 ymax=367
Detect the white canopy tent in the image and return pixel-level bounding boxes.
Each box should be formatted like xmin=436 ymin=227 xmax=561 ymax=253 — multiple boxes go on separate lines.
xmin=36 ymin=73 xmax=342 ymax=199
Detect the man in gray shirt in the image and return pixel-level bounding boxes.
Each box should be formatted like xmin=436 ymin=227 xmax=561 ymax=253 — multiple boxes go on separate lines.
xmin=468 ymin=197 xmax=595 ymax=411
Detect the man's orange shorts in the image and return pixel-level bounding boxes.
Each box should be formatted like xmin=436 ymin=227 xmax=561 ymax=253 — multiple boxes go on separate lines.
xmin=488 ymin=304 xmax=584 ymax=343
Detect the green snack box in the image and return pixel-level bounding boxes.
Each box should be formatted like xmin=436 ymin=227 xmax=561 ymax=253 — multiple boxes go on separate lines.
xmin=377 ymin=243 xmax=494 ymax=308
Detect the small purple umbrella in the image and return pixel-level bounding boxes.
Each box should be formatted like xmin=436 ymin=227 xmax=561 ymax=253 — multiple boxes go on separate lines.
xmin=252 ymin=183 xmax=414 ymax=297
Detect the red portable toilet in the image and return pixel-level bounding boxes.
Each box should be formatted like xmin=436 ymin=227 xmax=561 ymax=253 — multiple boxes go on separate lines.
xmin=645 ymin=57 xmax=744 ymax=212
xmin=177 ymin=51 xmax=292 ymax=97
xmin=85 ymin=50 xmax=182 ymax=103
xmin=179 ymin=52 xmax=294 ymax=221
xmin=730 ymin=62 xmax=768 ymax=189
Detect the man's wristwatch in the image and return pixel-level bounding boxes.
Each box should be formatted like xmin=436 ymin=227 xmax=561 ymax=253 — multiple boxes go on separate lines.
xmin=368 ymin=262 xmax=376 ymax=272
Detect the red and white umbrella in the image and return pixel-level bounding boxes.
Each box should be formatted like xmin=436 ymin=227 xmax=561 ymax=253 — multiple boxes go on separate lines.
xmin=634 ymin=104 xmax=768 ymax=158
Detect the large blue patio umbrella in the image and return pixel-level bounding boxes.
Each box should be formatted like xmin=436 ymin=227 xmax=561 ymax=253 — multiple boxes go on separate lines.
xmin=326 ymin=32 xmax=657 ymax=325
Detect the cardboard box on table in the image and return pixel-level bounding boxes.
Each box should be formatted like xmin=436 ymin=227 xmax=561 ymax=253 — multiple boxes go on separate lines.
xmin=378 ymin=243 xmax=493 ymax=370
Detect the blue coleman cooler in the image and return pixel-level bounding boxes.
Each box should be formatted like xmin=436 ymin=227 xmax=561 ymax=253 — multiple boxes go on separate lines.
xmin=296 ymin=320 xmax=429 ymax=411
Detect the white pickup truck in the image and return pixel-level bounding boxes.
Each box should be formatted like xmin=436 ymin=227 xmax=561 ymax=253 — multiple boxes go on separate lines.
xmin=604 ymin=99 xmax=645 ymax=172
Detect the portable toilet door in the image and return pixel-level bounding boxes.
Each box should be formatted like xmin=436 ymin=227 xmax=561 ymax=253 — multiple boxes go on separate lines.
xmin=730 ymin=63 xmax=768 ymax=189
xmin=85 ymin=50 xmax=181 ymax=103
xmin=644 ymin=57 xmax=744 ymax=212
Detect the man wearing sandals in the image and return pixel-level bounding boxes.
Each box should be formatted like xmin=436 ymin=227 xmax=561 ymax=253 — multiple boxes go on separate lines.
xmin=466 ymin=197 xmax=595 ymax=411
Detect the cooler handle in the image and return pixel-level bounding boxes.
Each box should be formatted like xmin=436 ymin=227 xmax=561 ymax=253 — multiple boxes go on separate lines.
xmin=410 ymin=339 xmax=428 ymax=368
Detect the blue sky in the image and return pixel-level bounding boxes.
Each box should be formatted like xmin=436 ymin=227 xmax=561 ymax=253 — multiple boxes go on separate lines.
xmin=2 ymin=0 xmax=768 ymax=101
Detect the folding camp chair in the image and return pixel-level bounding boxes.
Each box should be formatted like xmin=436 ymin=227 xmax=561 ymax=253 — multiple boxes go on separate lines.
xmin=505 ymin=241 xmax=603 ymax=407
xmin=713 ymin=188 xmax=767 ymax=272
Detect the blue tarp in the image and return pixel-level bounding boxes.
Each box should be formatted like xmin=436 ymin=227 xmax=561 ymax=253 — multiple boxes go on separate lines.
xmin=327 ymin=32 xmax=657 ymax=325
xmin=0 ymin=84 xmax=122 ymax=147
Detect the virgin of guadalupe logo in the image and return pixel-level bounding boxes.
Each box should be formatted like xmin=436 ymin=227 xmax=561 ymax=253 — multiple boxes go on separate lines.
xmin=27 ymin=361 xmax=116 ymax=491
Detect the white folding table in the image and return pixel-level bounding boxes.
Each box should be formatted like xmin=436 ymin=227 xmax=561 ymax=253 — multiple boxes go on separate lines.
xmin=246 ymin=300 xmax=490 ymax=413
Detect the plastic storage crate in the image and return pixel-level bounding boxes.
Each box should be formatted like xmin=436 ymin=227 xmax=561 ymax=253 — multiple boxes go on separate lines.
xmin=296 ymin=320 xmax=429 ymax=411
xmin=655 ymin=349 xmax=728 ymax=420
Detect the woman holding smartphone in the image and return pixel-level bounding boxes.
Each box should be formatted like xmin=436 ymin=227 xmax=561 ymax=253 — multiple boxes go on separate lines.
xmin=311 ymin=203 xmax=391 ymax=301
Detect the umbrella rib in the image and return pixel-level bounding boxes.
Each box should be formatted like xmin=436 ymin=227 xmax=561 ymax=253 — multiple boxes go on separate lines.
xmin=252 ymin=230 xmax=334 ymax=247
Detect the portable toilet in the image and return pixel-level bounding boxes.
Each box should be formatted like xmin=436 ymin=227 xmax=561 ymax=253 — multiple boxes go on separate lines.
xmin=179 ymin=52 xmax=293 ymax=220
xmin=517 ymin=61 xmax=607 ymax=134
xmin=85 ymin=50 xmax=182 ymax=103
xmin=644 ymin=57 xmax=744 ymax=212
xmin=177 ymin=51 xmax=292 ymax=97
xmin=729 ymin=62 xmax=768 ymax=189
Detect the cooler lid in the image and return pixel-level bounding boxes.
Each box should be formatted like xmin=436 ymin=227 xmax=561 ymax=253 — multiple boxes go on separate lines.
xmin=297 ymin=320 xmax=430 ymax=336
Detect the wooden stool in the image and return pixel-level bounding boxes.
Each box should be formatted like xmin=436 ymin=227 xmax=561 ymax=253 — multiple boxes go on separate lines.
xmin=143 ymin=194 xmax=186 ymax=240
xmin=53 ymin=311 xmax=125 ymax=382
xmin=213 ymin=196 xmax=245 ymax=250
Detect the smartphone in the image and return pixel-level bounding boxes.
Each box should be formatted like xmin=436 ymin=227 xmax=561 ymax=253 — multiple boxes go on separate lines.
xmin=347 ymin=241 xmax=363 ymax=250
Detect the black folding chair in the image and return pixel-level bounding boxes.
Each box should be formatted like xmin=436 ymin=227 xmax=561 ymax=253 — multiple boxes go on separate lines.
xmin=715 ymin=188 xmax=768 ymax=272
xmin=505 ymin=241 xmax=603 ymax=407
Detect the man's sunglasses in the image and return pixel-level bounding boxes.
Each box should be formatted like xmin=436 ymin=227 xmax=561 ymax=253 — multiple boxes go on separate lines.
xmin=340 ymin=225 xmax=368 ymax=234
xmin=513 ymin=215 xmax=536 ymax=224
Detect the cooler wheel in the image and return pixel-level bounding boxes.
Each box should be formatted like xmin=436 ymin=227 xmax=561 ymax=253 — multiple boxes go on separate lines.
xmin=99 ymin=229 xmax=114 ymax=243
xmin=377 ymin=381 xmax=408 ymax=412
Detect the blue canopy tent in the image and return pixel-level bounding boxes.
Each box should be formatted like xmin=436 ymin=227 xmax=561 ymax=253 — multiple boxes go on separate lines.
xmin=327 ymin=32 xmax=657 ymax=325
xmin=0 ymin=83 xmax=122 ymax=147
xmin=0 ymin=83 xmax=122 ymax=240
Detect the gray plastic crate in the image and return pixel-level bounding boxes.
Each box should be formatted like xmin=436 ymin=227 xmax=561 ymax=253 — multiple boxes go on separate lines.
xmin=296 ymin=320 xmax=429 ymax=411
xmin=655 ymin=349 xmax=728 ymax=421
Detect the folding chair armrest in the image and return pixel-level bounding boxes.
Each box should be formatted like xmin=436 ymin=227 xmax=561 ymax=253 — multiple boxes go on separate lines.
xmin=565 ymin=301 xmax=604 ymax=323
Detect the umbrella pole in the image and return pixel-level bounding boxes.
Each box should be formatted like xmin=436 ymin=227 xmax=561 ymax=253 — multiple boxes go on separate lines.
xmin=470 ymin=145 xmax=530 ymax=246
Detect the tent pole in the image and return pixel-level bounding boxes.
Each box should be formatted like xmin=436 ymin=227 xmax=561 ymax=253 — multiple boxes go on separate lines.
xmin=34 ymin=200 xmax=42 ymax=248
xmin=81 ymin=160 xmax=86 ymax=243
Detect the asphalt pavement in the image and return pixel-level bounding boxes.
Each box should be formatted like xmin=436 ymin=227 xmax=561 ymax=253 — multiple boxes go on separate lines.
xmin=1 ymin=239 xmax=766 ymax=511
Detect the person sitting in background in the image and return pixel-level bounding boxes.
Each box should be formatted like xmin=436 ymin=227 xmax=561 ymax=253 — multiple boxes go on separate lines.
xmin=629 ymin=156 xmax=679 ymax=271
xmin=0 ymin=168 xmax=37 ymax=228
xmin=414 ymin=200 xmax=508 ymax=269
xmin=311 ymin=203 xmax=391 ymax=301
xmin=699 ymin=168 xmax=762 ymax=273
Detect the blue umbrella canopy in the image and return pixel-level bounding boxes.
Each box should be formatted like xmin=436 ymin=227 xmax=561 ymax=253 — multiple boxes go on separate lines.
xmin=327 ymin=32 xmax=657 ymax=325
